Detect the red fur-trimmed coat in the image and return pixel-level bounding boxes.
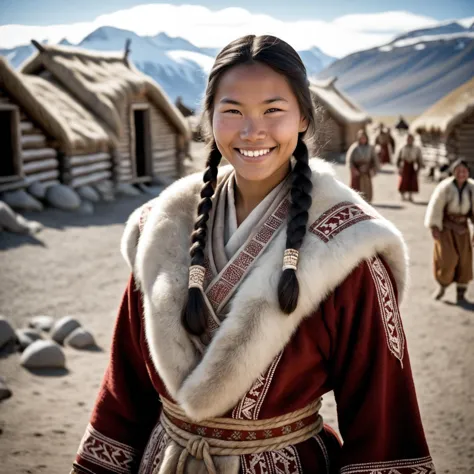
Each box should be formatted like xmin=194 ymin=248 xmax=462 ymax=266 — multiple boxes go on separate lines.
xmin=72 ymin=160 xmax=435 ymax=474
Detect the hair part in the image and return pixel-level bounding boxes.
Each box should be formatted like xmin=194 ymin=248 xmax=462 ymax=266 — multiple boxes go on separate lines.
xmin=182 ymin=35 xmax=316 ymax=336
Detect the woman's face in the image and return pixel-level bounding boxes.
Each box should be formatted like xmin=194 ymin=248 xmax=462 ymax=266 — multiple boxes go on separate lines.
xmin=212 ymin=63 xmax=307 ymax=182
xmin=359 ymin=134 xmax=368 ymax=145
xmin=454 ymin=164 xmax=469 ymax=184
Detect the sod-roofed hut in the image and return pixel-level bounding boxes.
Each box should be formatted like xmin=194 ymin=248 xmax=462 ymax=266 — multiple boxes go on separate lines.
xmin=21 ymin=42 xmax=190 ymax=184
xmin=0 ymin=56 xmax=112 ymax=194
xmin=309 ymin=77 xmax=371 ymax=154
xmin=411 ymin=77 xmax=474 ymax=174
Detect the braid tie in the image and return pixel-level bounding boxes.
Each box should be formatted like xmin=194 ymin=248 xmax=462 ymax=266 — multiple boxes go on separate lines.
xmin=182 ymin=142 xmax=222 ymax=335
xmin=278 ymin=137 xmax=313 ymax=314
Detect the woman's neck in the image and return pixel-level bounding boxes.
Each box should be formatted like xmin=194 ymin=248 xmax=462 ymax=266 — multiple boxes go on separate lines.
xmin=234 ymin=162 xmax=290 ymax=225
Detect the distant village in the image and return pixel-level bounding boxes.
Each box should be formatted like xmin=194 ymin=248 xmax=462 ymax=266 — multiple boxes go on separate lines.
xmin=0 ymin=38 xmax=473 ymax=232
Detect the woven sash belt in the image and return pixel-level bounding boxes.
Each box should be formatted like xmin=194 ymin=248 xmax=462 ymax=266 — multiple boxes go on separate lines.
xmin=160 ymin=397 xmax=323 ymax=474
xmin=444 ymin=213 xmax=469 ymax=234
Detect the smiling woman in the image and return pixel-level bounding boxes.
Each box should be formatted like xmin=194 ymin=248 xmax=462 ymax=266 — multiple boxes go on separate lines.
xmin=71 ymin=35 xmax=435 ymax=474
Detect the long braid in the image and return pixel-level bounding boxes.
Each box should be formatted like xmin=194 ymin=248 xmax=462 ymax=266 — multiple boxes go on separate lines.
xmin=181 ymin=142 xmax=222 ymax=335
xmin=277 ymin=136 xmax=313 ymax=313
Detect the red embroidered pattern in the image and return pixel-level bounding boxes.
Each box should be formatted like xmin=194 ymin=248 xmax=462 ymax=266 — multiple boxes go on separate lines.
xmin=138 ymin=205 xmax=153 ymax=233
xmin=309 ymin=201 xmax=374 ymax=243
xmin=205 ymin=198 xmax=290 ymax=312
xmin=367 ymin=256 xmax=405 ymax=366
xmin=232 ymin=352 xmax=283 ymax=420
xmin=241 ymin=446 xmax=303 ymax=474
xmin=138 ymin=423 xmax=169 ymax=474
xmin=340 ymin=456 xmax=436 ymax=474
xmin=77 ymin=424 xmax=139 ymax=474
xmin=164 ymin=411 xmax=318 ymax=442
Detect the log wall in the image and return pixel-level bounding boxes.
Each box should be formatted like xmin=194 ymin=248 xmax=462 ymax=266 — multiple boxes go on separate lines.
xmin=115 ymin=94 xmax=181 ymax=184
xmin=0 ymin=87 xmax=60 ymax=193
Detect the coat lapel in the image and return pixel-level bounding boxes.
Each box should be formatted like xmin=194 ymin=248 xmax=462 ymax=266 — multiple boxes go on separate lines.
xmin=125 ymin=160 xmax=408 ymax=422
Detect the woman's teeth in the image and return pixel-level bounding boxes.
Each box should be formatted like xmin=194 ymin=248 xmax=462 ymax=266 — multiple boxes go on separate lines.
xmin=239 ymin=148 xmax=272 ymax=157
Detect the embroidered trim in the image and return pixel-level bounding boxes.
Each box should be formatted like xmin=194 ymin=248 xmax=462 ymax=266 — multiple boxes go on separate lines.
xmin=367 ymin=256 xmax=405 ymax=366
xmin=205 ymin=198 xmax=290 ymax=314
xmin=138 ymin=422 xmax=169 ymax=474
xmin=340 ymin=456 xmax=436 ymax=474
xmin=241 ymin=446 xmax=303 ymax=474
xmin=77 ymin=424 xmax=139 ymax=474
xmin=232 ymin=352 xmax=283 ymax=420
xmin=313 ymin=434 xmax=330 ymax=474
xmin=309 ymin=201 xmax=374 ymax=243
xmin=138 ymin=205 xmax=153 ymax=234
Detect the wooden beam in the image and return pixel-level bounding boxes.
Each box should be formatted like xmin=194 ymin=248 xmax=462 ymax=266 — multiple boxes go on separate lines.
xmin=69 ymin=152 xmax=111 ymax=166
xmin=23 ymin=158 xmax=57 ymax=174
xmin=70 ymin=171 xmax=112 ymax=188
xmin=22 ymin=148 xmax=57 ymax=162
xmin=31 ymin=39 xmax=46 ymax=52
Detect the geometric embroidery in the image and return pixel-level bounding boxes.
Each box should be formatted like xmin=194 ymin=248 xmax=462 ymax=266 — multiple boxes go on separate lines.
xmin=340 ymin=456 xmax=436 ymax=473
xmin=138 ymin=204 xmax=153 ymax=234
xmin=309 ymin=201 xmax=374 ymax=243
xmin=77 ymin=424 xmax=140 ymax=474
xmin=367 ymin=256 xmax=405 ymax=367
xmin=232 ymin=352 xmax=283 ymax=420
xmin=241 ymin=445 xmax=303 ymax=474
xmin=205 ymin=197 xmax=290 ymax=315
xmin=138 ymin=422 xmax=169 ymax=474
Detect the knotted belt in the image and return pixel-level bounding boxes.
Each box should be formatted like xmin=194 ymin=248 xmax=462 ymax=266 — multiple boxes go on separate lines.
xmin=160 ymin=397 xmax=323 ymax=474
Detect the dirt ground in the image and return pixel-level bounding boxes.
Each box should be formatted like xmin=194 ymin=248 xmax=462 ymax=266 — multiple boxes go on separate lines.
xmin=0 ymin=146 xmax=473 ymax=473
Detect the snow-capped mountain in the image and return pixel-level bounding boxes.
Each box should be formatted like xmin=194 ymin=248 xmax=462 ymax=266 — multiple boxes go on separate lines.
xmin=0 ymin=26 xmax=335 ymax=110
xmin=317 ymin=22 xmax=474 ymax=115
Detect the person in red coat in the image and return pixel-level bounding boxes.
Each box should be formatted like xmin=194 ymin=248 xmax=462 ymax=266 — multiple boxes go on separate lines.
xmin=397 ymin=134 xmax=424 ymax=202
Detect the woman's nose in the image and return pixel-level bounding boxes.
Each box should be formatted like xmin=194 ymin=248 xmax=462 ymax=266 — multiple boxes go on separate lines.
xmin=240 ymin=118 xmax=266 ymax=141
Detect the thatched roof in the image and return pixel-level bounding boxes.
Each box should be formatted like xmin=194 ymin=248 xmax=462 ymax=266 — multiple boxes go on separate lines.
xmin=411 ymin=77 xmax=474 ymax=136
xmin=21 ymin=43 xmax=190 ymax=140
xmin=309 ymin=77 xmax=371 ymax=125
xmin=0 ymin=56 xmax=112 ymax=154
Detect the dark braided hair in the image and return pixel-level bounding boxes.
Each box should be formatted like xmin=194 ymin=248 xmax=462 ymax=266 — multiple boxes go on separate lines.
xmin=182 ymin=35 xmax=317 ymax=335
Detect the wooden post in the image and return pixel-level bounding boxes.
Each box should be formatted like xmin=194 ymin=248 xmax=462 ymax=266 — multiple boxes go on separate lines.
xmin=31 ymin=39 xmax=46 ymax=53
xmin=124 ymin=39 xmax=132 ymax=65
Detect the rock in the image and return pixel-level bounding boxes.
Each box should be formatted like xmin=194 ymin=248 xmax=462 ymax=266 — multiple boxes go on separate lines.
xmin=93 ymin=180 xmax=115 ymax=202
xmin=28 ymin=315 xmax=54 ymax=332
xmin=27 ymin=181 xmax=47 ymax=201
xmin=0 ymin=189 xmax=43 ymax=212
xmin=0 ymin=202 xmax=43 ymax=234
xmin=76 ymin=185 xmax=100 ymax=203
xmin=51 ymin=317 xmax=81 ymax=344
xmin=64 ymin=328 xmax=95 ymax=349
xmin=45 ymin=185 xmax=81 ymax=211
xmin=115 ymin=183 xmax=141 ymax=197
xmin=0 ymin=317 xmax=16 ymax=350
xmin=20 ymin=340 xmax=66 ymax=369
xmin=76 ymin=200 xmax=94 ymax=215
xmin=0 ymin=376 xmax=12 ymax=402
xmin=16 ymin=329 xmax=42 ymax=350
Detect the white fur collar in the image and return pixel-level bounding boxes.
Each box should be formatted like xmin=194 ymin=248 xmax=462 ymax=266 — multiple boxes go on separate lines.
xmin=121 ymin=159 xmax=408 ymax=421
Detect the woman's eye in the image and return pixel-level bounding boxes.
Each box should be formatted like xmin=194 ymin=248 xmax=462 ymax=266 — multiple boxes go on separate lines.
xmin=224 ymin=109 xmax=241 ymax=115
xmin=265 ymin=108 xmax=282 ymax=114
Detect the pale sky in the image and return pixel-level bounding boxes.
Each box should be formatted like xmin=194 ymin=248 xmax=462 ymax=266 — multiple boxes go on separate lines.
xmin=0 ymin=2 xmax=473 ymax=57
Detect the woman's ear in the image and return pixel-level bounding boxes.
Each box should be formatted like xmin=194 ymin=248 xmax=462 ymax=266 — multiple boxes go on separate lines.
xmin=299 ymin=116 xmax=309 ymax=133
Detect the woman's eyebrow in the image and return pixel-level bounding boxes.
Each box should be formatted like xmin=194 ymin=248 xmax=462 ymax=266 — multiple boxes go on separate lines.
xmin=219 ymin=97 xmax=288 ymax=105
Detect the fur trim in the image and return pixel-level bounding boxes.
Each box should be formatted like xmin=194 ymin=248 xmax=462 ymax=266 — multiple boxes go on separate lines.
xmin=424 ymin=177 xmax=452 ymax=231
xmin=124 ymin=159 xmax=408 ymax=421
xmin=424 ymin=177 xmax=474 ymax=231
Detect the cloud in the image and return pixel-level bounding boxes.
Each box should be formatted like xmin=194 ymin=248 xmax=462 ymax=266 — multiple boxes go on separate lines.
xmin=332 ymin=11 xmax=438 ymax=33
xmin=0 ymin=4 xmax=441 ymax=57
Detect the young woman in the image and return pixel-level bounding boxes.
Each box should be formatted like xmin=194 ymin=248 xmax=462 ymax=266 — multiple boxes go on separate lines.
xmin=425 ymin=159 xmax=474 ymax=303
xmin=397 ymin=134 xmax=424 ymax=202
xmin=346 ymin=130 xmax=379 ymax=202
xmin=71 ymin=35 xmax=434 ymax=474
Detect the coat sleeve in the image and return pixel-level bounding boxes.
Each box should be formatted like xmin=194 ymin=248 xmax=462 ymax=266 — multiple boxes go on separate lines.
xmin=425 ymin=180 xmax=448 ymax=231
xmin=328 ymin=257 xmax=435 ymax=473
xmin=72 ymin=276 xmax=161 ymax=474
